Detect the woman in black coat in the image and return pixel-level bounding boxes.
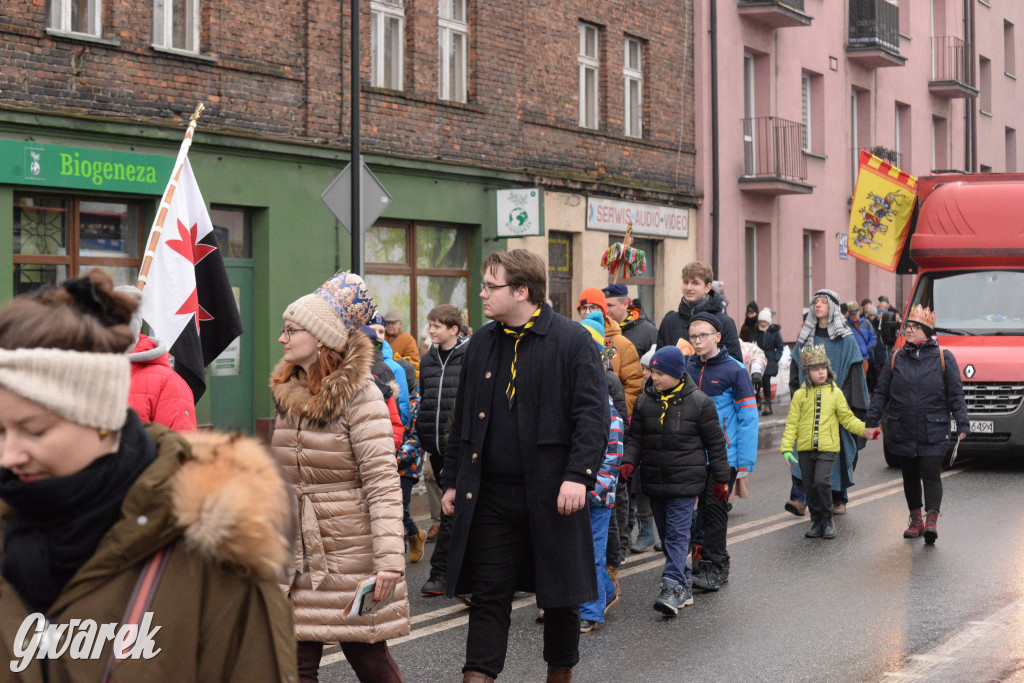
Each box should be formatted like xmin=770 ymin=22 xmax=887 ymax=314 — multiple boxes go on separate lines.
xmin=739 ymin=301 xmax=759 ymax=343
xmin=865 ymin=306 xmax=969 ymax=545
xmin=754 ymin=308 xmax=784 ymax=415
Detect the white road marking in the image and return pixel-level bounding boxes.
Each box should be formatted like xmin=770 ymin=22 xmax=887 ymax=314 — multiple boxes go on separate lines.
xmin=323 ymin=470 xmax=963 ymax=667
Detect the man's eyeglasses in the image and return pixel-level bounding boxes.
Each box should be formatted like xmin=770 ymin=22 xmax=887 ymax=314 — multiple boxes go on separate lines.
xmin=480 ymin=283 xmax=514 ymax=294
xmin=578 ymin=304 xmax=603 ymax=315
xmin=280 ymin=326 xmax=307 ymax=341
xmin=690 ymin=332 xmax=718 ymax=342
xmin=903 ymin=322 xmax=921 ymax=333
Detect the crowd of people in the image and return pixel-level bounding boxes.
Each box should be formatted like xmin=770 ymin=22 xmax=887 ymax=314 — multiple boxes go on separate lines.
xmin=0 ymin=249 xmax=969 ymax=682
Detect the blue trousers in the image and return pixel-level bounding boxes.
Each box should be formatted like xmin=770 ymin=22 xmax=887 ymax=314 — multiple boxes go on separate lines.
xmin=579 ymin=506 xmax=615 ymax=622
xmin=400 ymin=476 xmax=419 ymax=538
xmin=650 ymin=496 xmax=698 ymax=584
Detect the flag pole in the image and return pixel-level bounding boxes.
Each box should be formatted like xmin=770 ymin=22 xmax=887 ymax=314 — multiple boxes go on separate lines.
xmin=136 ymin=102 xmax=206 ymax=290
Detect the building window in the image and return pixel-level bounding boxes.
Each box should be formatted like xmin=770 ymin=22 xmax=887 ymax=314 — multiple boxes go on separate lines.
xmin=548 ymin=231 xmax=574 ymax=319
xmin=606 ymin=235 xmax=657 ymax=316
xmin=932 ymin=115 xmax=949 ymax=169
xmin=1005 ymin=20 xmax=1016 ymax=77
xmin=209 ymin=207 xmax=253 ymax=259
xmin=578 ymin=23 xmax=600 ymax=129
xmin=49 ymin=0 xmax=101 ymax=36
xmin=438 ymin=0 xmax=468 ymax=102
xmin=1006 ymin=127 xmax=1017 ymax=172
xmin=371 ymin=0 xmax=405 ymax=90
xmin=801 ymin=71 xmax=823 ymax=154
xmin=895 ymin=102 xmax=912 ymax=168
xmin=980 ymin=164 xmax=992 ymax=173
xmin=13 ymin=193 xmax=144 ymax=295
xmin=623 ymin=37 xmax=643 ymax=137
xmin=898 ymin=0 xmax=910 ymax=36
xmin=979 ymin=55 xmax=992 ymax=113
xmin=745 ymin=224 xmax=758 ymax=304
xmin=153 ymin=0 xmax=200 ymax=52
xmin=365 ymin=221 xmax=470 ymax=336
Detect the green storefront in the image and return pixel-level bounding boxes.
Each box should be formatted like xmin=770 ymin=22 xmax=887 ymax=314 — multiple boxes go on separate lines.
xmin=0 ymin=111 xmax=516 ymax=433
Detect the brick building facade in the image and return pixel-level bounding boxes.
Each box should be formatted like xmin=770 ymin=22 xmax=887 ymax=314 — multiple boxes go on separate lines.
xmin=0 ymin=0 xmax=698 ymax=429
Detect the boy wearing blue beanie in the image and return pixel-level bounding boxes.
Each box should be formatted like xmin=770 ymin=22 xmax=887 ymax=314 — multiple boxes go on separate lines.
xmin=620 ymin=346 xmax=730 ymax=615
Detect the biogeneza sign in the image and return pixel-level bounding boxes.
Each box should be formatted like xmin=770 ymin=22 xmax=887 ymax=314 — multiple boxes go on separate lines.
xmin=0 ymin=139 xmax=172 ymax=194
xmin=586 ymin=196 xmax=689 ymax=239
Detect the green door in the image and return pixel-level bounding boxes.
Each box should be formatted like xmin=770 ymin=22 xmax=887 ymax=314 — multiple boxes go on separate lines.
xmin=206 ymin=258 xmax=255 ymax=433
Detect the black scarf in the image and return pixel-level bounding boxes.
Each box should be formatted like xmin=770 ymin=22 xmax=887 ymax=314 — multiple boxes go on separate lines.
xmin=678 ymin=293 xmax=712 ymax=317
xmin=0 ymin=411 xmax=156 ymax=614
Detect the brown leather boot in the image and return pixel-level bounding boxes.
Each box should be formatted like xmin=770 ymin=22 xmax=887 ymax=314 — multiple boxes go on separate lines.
xmin=546 ymin=666 xmax=573 ymax=682
xmin=462 ymin=670 xmax=494 ymax=683
xmin=922 ymin=510 xmax=939 ymax=544
xmin=903 ymin=508 xmax=924 ymax=538
xmin=606 ymin=565 xmax=620 ymax=595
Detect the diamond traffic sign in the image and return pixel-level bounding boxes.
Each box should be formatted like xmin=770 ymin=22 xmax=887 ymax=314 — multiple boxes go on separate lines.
xmin=321 ymin=160 xmax=393 ymax=232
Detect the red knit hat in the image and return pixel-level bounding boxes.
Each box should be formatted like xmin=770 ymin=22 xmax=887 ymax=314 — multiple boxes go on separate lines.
xmin=577 ymin=288 xmax=608 ymax=315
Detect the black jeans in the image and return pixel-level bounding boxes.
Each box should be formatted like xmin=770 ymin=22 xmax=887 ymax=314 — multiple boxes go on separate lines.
xmin=606 ymin=478 xmax=630 ymax=567
xmin=901 ymin=455 xmax=943 ymax=511
xmin=692 ymin=468 xmax=737 ymax=567
xmin=428 ymin=511 xmax=453 ymax=577
xmin=463 ymin=481 xmax=580 ymax=678
xmin=798 ymin=450 xmax=837 ymax=522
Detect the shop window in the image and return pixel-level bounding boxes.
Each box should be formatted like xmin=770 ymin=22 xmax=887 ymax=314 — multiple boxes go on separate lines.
xmin=209 ymin=206 xmax=253 ymax=258
xmin=153 ymin=0 xmax=200 ymax=53
xmin=365 ymin=221 xmax=469 ymax=337
xmin=13 ymin=193 xmax=144 ymax=295
xmin=607 ymin=234 xmax=657 ymax=316
xmin=372 ymin=0 xmax=405 ymax=90
xmin=438 ymin=0 xmax=468 ymax=102
xmin=49 ymin=0 xmax=102 ymax=37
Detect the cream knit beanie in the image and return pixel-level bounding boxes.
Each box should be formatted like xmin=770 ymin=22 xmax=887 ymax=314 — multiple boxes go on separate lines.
xmin=283 ymin=272 xmax=375 ymax=352
xmin=0 ymin=348 xmax=131 ymax=431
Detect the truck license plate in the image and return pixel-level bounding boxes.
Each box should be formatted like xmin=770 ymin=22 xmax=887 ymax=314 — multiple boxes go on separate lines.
xmin=954 ymin=420 xmax=994 ymax=433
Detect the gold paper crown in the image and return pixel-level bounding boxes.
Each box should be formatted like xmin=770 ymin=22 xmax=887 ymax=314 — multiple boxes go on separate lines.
xmin=800 ymin=344 xmax=829 ymax=367
xmin=907 ymin=304 xmax=936 ymax=330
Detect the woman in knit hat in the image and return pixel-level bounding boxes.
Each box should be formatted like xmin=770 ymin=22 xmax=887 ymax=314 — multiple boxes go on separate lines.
xmin=0 ymin=269 xmax=296 ymax=681
xmin=271 ymin=272 xmax=409 ymax=682
xmin=865 ymin=305 xmax=969 ymax=544
xmin=754 ymin=308 xmax=784 ymax=415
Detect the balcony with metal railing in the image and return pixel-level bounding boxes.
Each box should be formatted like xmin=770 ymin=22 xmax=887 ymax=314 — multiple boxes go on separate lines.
xmin=739 ymin=116 xmax=813 ymax=195
xmin=930 ymin=36 xmax=979 ymax=98
xmin=737 ymin=0 xmax=812 ymax=29
xmin=847 ymin=0 xmax=906 ymax=68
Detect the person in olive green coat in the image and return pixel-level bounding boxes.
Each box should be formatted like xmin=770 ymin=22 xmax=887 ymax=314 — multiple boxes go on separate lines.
xmin=780 ymin=345 xmax=875 ymax=540
xmin=0 ymin=270 xmax=296 ymax=683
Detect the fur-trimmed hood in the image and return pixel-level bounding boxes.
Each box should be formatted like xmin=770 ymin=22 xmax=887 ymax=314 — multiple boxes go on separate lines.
xmin=271 ymin=329 xmax=377 ymax=427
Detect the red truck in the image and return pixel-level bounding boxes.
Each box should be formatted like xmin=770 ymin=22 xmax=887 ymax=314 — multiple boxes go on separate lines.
xmin=881 ymin=172 xmax=1024 ymax=466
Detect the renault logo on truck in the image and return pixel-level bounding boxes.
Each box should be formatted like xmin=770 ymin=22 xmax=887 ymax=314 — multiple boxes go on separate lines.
xmin=964 ymin=364 xmax=976 ymax=379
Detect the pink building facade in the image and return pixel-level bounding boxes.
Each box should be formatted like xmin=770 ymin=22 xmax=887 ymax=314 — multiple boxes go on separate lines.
xmin=694 ymin=0 xmax=1023 ymax=341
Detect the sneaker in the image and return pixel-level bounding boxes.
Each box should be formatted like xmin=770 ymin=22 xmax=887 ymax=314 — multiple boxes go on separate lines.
xmin=579 ymin=619 xmax=600 ymax=634
xmin=692 ymin=561 xmax=726 ymax=592
xmin=785 ymin=499 xmax=807 ymax=516
xmin=426 ymin=524 xmax=440 ymax=542
xmin=653 ymin=578 xmax=685 ymax=616
xmin=408 ymin=529 xmax=427 ymax=563
xmin=805 ymin=522 xmax=825 ymax=538
xmin=677 ymin=580 xmax=694 ymax=608
xmin=690 ymin=561 xmax=713 ymax=592
xmin=604 ymin=591 xmax=620 ymax=615
xmin=421 ymin=573 xmax=446 ymax=596
xmin=833 ymin=503 xmax=847 ymax=515
xmin=823 ymin=518 xmax=837 ymax=539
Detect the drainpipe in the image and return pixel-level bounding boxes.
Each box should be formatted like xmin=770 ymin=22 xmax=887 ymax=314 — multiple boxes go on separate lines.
xmin=710 ymin=0 xmax=720 ymax=275
xmin=967 ymin=0 xmax=977 ymax=171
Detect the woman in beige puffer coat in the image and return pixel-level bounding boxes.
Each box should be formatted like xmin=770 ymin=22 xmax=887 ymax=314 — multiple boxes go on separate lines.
xmin=271 ymin=272 xmax=409 ymax=683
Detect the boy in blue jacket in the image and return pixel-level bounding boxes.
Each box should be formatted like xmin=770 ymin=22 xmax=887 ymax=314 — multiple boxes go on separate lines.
xmin=686 ymin=312 xmax=759 ymax=592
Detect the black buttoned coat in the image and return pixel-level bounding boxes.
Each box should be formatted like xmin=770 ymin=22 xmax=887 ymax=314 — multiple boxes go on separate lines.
xmin=440 ymin=304 xmax=609 ymax=608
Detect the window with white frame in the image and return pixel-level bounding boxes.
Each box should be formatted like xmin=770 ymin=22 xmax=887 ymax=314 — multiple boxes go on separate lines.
xmin=801 ymin=73 xmax=811 ymax=152
xmin=49 ymin=0 xmax=102 ymax=36
xmin=578 ymin=23 xmax=600 ymax=129
xmin=371 ymin=0 xmax=405 ymax=90
xmin=438 ymin=0 xmax=468 ymax=102
xmin=153 ymin=0 xmax=200 ymax=53
xmin=623 ymin=37 xmax=643 ymax=137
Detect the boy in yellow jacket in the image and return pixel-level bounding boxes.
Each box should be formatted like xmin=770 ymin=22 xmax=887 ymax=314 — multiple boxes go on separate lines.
xmin=780 ymin=345 xmax=879 ymax=539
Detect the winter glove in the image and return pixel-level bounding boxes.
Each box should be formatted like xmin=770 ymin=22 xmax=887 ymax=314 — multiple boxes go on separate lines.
xmin=619 ymin=463 xmax=635 ymax=484
xmin=751 ymin=372 xmax=762 ymax=394
xmin=782 ymin=452 xmax=797 ymax=468
xmin=713 ymin=482 xmax=729 ymax=503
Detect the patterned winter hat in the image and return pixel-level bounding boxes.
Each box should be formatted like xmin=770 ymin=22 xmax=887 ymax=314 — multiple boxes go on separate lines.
xmin=906 ymin=304 xmax=936 ymax=332
xmin=800 ymin=344 xmax=830 ymax=368
xmin=283 ymin=272 xmax=374 ymax=352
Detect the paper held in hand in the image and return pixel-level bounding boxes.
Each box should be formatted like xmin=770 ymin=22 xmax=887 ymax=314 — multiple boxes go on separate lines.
xmin=948 ymin=437 xmax=961 ymax=467
xmin=342 ymin=575 xmax=396 ymax=619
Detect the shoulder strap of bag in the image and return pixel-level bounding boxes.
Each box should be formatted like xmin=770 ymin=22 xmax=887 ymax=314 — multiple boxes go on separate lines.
xmin=102 ymin=545 xmax=173 ymax=681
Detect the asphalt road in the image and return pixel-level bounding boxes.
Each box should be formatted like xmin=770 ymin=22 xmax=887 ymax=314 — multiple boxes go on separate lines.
xmin=319 ymin=433 xmax=1024 ymax=682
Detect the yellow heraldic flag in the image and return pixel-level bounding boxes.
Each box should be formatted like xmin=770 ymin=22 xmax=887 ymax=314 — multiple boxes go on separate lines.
xmin=848 ymin=149 xmax=918 ymax=272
